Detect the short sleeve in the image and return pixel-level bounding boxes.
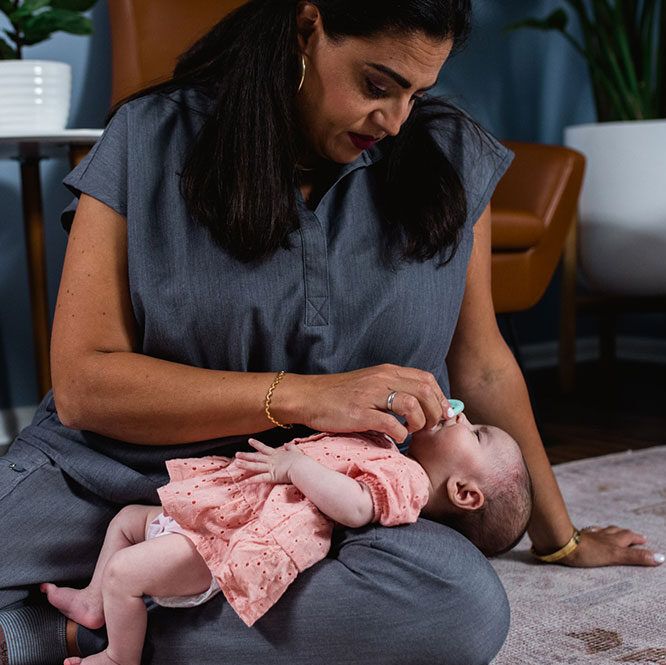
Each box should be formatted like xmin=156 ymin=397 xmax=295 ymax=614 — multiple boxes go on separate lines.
xmin=349 ymin=455 xmax=430 ymax=527
xmin=60 ymin=104 xmax=129 ymax=233
xmin=425 ymin=103 xmax=514 ymax=226
xmin=461 ymin=124 xmax=514 ymax=225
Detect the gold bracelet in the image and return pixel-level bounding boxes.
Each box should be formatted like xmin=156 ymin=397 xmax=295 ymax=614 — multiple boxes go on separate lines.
xmin=530 ymin=528 xmax=581 ymax=563
xmin=264 ymin=370 xmax=293 ymax=429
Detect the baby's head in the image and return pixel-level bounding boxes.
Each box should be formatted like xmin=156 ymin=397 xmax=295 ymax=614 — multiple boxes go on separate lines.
xmin=406 ymin=413 xmax=533 ymax=557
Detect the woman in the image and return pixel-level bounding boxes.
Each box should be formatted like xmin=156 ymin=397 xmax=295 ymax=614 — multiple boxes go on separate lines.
xmin=0 ymin=1 xmax=660 ymax=664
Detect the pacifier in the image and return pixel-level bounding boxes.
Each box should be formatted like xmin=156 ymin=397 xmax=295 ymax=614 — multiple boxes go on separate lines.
xmin=431 ymin=398 xmax=465 ymax=431
xmin=447 ymin=398 xmax=465 ymax=416
xmin=433 ymin=399 xmax=465 ymax=430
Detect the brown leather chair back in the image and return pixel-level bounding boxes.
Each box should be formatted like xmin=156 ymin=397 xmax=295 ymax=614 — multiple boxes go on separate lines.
xmin=490 ymin=142 xmax=585 ymax=313
xmin=108 ymin=0 xmax=247 ymax=106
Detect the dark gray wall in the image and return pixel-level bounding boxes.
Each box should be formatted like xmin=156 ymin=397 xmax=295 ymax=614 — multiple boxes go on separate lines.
xmin=0 ymin=2 xmax=111 ymax=408
xmin=1 ymin=0 xmax=663 ymax=407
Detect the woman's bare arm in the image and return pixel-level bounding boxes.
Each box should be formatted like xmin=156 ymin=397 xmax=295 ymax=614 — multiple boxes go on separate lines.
xmin=447 ymin=204 xmax=659 ymax=567
xmin=446 ymin=204 xmax=575 ymax=553
xmin=51 ymin=194 xmax=297 ymax=444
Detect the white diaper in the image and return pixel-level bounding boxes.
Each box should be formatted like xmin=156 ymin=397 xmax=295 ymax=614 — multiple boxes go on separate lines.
xmin=144 ymin=512 xmax=221 ymax=608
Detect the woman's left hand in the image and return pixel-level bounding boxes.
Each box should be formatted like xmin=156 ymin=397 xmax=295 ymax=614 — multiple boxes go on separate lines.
xmin=558 ymin=525 xmax=665 ymax=567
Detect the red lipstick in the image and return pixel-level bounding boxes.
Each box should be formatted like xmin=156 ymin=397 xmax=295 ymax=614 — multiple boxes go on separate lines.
xmin=349 ymin=132 xmax=377 ymax=150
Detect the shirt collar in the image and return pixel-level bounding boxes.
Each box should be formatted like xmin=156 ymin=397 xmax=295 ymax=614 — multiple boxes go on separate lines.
xmin=325 ymin=136 xmax=391 ymax=184
xmin=294 ymin=138 xmax=393 ymax=213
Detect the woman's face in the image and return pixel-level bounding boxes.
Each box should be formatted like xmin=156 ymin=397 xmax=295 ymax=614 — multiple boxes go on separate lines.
xmin=296 ymin=5 xmax=454 ymax=164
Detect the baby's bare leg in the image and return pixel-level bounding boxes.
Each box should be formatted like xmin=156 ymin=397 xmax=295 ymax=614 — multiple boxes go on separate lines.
xmin=41 ymin=505 xmax=162 ymax=629
xmin=90 ymin=533 xmax=213 ymax=665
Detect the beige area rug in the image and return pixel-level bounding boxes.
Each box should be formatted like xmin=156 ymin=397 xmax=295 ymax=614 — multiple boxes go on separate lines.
xmin=490 ymin=446 xmax=666 ymax=665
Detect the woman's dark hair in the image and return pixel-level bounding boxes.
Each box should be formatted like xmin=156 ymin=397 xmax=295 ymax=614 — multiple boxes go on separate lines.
xmin=108 ymin=0 xmax=474 ymax=264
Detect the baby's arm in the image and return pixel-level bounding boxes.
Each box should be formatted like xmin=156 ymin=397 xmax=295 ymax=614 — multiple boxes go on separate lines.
xmin=235 ymin=439 xmax=375 ymax=528
xmin=288 ymin=452 xmax=375 ymax=528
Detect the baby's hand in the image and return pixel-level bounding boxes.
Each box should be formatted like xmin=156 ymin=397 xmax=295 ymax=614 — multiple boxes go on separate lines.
xmin=234 ymin=439 xmax=304 ymax=484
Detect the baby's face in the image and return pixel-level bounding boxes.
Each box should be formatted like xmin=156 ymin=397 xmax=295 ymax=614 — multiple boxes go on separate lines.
xmin=407 ymin=413 xmax=521 ymax=514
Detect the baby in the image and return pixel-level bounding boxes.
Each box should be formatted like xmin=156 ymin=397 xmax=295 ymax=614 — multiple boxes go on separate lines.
xmin=41 ymin=412 xmax=532 ymax=665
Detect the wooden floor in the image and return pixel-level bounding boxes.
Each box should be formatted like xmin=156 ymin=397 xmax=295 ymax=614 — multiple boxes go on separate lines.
xmin=524 ymin=360 xmax=665 ymax=465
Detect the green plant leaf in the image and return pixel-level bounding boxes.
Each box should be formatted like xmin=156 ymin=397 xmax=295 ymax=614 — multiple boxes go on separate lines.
xmin=22 ymin=8 xmax=92 ymax=44
xmin=561 ymin=2 xmax=597 ymax=56
xmin=612 ymin=1 xmax=644 ymax=114
xmin=0 ymin=35 xmax=17 ymax=59
xmin=587 ymin=1 xmax=642 ymax=117
xmin=622 ymin=0 xmax=642 ymax=79
xmin=51 ymin=0 xmax=98 ymax=11
xmin=562 ymin=0 xmax=607 ymax=107
xmin=566 ymin=0 xmax=646 ymax=119
xmin=8 ymin=6 xmax=35 ymax=22
xmin=639 ymin=0 xmax=657 ymax=79
xmin=622 ymin=0 xmax=639 ymax=29
xmin=0 ymin=0 xmax=14 ymax=15
xmin=22 ymin=0 xmax=53 ymax=11
xmin=511 ymin=0 xmax=663 ymax=120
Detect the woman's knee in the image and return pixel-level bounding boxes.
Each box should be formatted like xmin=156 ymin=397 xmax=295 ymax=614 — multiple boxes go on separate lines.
xmin=441 ymin=561 xmax=510 ymax=665
xmin=338 ymin=519 xmax=510 ymax=664
xmin=138 ymin=519 xmax=510 ymax=664
xmin=0 ymin=440 xmax=116 ymax=606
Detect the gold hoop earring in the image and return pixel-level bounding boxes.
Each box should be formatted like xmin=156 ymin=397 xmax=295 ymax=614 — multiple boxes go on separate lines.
xmin=298 ymin=54 xmax=306 ymax=93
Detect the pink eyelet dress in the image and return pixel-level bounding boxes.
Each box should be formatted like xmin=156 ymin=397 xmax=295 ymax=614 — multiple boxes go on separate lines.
xmin=152 ymin=431 xmax=431 ymax=627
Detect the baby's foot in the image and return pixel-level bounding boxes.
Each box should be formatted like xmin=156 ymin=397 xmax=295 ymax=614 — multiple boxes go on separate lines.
xmin=64 ymin=650 xmax=125 ymax=665
xmin=40 ymin=583 xmax=105 ymax=630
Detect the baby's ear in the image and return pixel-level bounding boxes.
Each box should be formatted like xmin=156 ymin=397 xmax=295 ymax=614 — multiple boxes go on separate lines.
xmin=447 ymin=477 xmax=485 ymax=511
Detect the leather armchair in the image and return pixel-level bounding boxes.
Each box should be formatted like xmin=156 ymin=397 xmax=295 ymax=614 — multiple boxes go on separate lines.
xmin=69 ymin=0 xmax=242 ymax=167
xmin=490 ymin=142 xmax=586 ymax=390
xmin=108 ymin=0 xmax=246 ymax=107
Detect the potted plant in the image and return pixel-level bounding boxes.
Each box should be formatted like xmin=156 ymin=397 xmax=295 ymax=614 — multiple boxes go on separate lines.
xmin=0 ymin=0 xmax=98 ymax=134
xmin=510 ymin=1 xmax=666 ymax=295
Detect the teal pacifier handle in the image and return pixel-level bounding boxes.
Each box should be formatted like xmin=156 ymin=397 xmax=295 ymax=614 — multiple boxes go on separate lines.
xmin=448 ymin=399 xmax=465 ymax=416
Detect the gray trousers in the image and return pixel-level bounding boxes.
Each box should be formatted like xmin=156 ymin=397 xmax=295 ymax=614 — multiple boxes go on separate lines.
xmin=1 ymin=436 xmax=510 ymax=664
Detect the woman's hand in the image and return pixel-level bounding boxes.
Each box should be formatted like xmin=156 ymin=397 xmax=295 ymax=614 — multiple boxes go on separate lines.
xmin=558 ymin=525 xmax=665 ymax=568
xmin=234 ymin=439 xmax=304 ymax=484
xmin=281 ymin=364 xmax=453 ymax=443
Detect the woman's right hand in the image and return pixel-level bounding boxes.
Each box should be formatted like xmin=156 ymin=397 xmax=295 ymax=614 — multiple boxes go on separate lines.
xmin=278 ymin=365 xmax=454 ymax=443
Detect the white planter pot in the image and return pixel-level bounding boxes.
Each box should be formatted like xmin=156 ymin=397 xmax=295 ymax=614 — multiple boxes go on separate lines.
xmin=0 ymin=60 xmax=71 ymax=134
xmin=564 ymin=120 xmax=666 ymax=296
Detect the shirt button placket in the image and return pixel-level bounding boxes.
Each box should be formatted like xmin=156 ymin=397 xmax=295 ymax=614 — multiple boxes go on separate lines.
xmin=298 ymin=204 xmax=330 ymax=328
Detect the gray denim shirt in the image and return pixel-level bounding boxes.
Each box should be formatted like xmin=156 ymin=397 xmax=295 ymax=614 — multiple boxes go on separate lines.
xmin=20 ymin=88 xmax=513 ymax=505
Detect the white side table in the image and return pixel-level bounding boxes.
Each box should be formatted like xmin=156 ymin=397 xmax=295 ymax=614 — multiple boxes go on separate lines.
xmin=0 ymin=130 xmax=103 ymax=398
